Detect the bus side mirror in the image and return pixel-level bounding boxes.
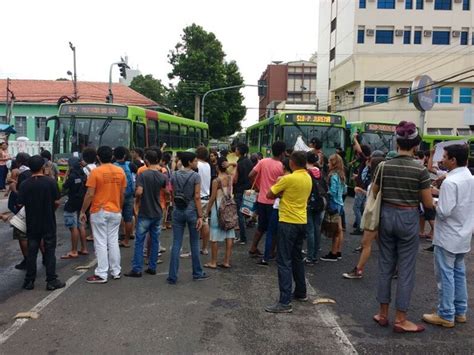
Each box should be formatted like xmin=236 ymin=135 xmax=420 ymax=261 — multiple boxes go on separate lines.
xmin=44 ymin=127 xmax=50 ymax=141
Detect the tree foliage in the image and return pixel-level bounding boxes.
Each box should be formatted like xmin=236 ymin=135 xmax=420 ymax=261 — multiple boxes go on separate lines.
xmin=130 ymin=74 xmax=168 ymax=105
xmin=168 ymin=24 xmax=246 ymax=138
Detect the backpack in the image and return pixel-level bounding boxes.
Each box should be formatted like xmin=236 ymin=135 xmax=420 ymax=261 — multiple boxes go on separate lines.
xmin=115 ymin=161 xmax=135 ymax=198
xmin=216 ymin=177 xmax=238 ymax=231
xmin=308 ymin=170 xmax=328 ymax=213
xmin=173 ymin=172 xmax=193 ymax=210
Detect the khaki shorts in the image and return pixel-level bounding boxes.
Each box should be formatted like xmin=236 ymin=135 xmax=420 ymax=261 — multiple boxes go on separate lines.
xmin=201 ymin=200 xmax=209 ymax=225
xmin=13 ymin=227 xmax=27 ymax=241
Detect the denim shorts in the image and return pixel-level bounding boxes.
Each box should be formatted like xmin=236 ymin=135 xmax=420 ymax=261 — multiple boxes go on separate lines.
xmin=64 ymin=211 xmax=82 ymax=229
xmin=122 ymin=196 xmax=134 ymax=223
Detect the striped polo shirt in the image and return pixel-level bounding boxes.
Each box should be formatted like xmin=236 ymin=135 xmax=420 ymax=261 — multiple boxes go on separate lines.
xmin=375 ymin=155 xmax=431 ymax=207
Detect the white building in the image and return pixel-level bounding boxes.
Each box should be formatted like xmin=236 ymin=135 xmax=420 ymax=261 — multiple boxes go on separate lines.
xmin=317 ymin=0 xmax=474 ymax=135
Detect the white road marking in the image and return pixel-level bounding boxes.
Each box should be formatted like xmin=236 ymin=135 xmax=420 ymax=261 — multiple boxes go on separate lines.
xmin=306 ymin=277 xmax=358 ymax=355
xmin=0 ymin=259 xmax=97 ymax=346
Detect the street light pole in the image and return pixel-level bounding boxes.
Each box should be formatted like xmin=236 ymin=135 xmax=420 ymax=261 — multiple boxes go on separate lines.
xmin=107 ymin=60 xmax=130 ymax=103
xmin=69 ymin=42 xmax=78 ymax=102
xmin=200 ymin=84 xmax=265 ymax=122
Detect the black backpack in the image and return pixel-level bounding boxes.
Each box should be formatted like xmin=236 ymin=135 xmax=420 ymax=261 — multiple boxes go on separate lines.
xmin=307 ymin=171 xmax=328 ymax=213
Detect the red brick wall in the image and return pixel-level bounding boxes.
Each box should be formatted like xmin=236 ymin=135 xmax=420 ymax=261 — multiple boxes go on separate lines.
xmin=258 ymin=65 xmax=288 ymax=120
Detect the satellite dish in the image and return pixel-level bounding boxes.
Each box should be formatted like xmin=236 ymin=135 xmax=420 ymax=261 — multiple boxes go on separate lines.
xmin=272 ymin=61 xmax=283 ymax=65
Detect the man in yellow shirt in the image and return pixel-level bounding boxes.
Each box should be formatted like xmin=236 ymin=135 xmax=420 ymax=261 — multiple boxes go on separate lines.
xmin=264 ymin=151 xmax=312 ymax=313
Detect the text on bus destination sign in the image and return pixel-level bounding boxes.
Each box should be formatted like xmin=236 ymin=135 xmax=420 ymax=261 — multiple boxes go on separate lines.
xmin=365 ymin=123 xmax=396 ymax=132
xmin=287 ymin=114 xmax=342 ymax=125
xmin=60 ymin=104 xmax=128 ymax=117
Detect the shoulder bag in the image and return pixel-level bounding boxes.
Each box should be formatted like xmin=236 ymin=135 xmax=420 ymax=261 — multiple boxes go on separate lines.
xmin=360 ymin=162 xmax=385 ymax=231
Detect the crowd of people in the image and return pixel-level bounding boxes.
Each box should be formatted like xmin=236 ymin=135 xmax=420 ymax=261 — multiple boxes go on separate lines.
xmin=2 ymin=120 xmax=473 ymax=333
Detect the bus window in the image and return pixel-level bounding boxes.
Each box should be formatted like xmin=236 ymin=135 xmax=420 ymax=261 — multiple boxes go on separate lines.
xmin=159 ymin=121 xmax=169 ymax=146
xmin=170 ymin=123 xmax=179 ymax=148
xmin=180 ymin=125 xmax=188 ymax=148
xmin=188 ymin=127 xmax=196 ymax=147
xmin=147 ymin=119 xmax=158 ymax=147
xmin=134 ymin=123 xmax=146 ymax=148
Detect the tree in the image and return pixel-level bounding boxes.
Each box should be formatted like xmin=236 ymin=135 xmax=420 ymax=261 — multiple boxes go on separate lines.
xmin=130 ymin=74 xmax=168 ymax=105
xmin=168 ymin=24 xmax=246 ymax=138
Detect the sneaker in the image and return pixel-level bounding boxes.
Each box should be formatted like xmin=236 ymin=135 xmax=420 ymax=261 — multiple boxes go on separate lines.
xmin=167 ymin=278 xmax=177 ymax=285
xmin=350 ymin=229 xmax=363 ymax=236
xmin=86 ymin=275 xmax=107 ymax=284
xmin=22 ymin=280 xmax=34 ymax=290
xmin=157 ymin=259 xmax=164 ymax=264
xmin=337 ymin=252 xmax=342 ymax=260
xmin=257 ymin=259 xmax=269 ymax=266
xmin=159 ymin=246 xmax=167 ymax=253
xmin=124 ymin=271 xmax=142 ymax=278
xmin=354 ymin=246 xmax=363 ymax=253
xmin=145 ymin=269 xmax=156 ymax=275
xmin=238 ymin=240 xmax=247 ymax=245
xmin=112 ymin=273 xmax=121 ymax=280
xmin=342 ymin=267 xmax=363 ymax=279
xmin=15 ymin=259 xmax=27 ymax=270
xmin=304 ymin=258 xmax=316 ymax=266
xmin=46 ymin=279 xmax=66 ymax=291
xmin=292 ymin=294 xmax=308 ymax=302
xmin=193 ymin=273 xmax=210 ymax=281
xmin=265 ymin=302 xmax=293 ymax=313
xmin=424 ymin=245 xmax=434 ymax=252
xmin=320 ymin=253 xmax=338 ymax=262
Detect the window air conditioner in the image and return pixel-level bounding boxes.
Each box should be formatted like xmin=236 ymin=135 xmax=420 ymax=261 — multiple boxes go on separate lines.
xmin=345 ymin=90 xmax=355 ymax=96
xmin=452 ymin=31 xmax=461 ymax=37
xmin=395 ymin=30 xmax=404 ymax=37
xmin=424 ymin=30 xmax=432 ymax=37
xmin=366 ymin=29 xmax=375 ymax=36
xmin=397 ymin=88 xmax=409 ymax=95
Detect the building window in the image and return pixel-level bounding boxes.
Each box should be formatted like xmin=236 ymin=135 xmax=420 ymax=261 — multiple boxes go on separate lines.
xmin=404 ymin=30 xmax=411 ymax=44
xmin=330 ymin=47 xmax=336 ymax=61
xmin=472 ymin=33 xmax=474 ymax=45
xmin=0 ymin=116 xmax=6 ymax=124
xmin=331 ymin=18 xmax=337 ymax=32
xmin=416 ymin=0 xmax=424 ymax=9
xmin=460 ymin=88 xmax=473 ymax=104
xmin=434 ymin=0 xmax=452 ymax=10
xmin=35 ymin=117 xmax=47 ymax=141
xmin=435 ymin=87 xmax=453 ymax=103
xmin=414 ymin=30 xmax=422 ymax=44
xmin=432 ymin=31 xmax=451 ymax=45
xmin=359 ymin=0 xmax=366 ymax=8
xmin=377 ymin=0 xmax=395 ymax=8
xmin=375 ymin=30 xmax=394 ymax=44
xmin=14 ymin=116 xmax=27 ymax=137
xmin=461 ymin=31 xmax=468 ymax=45
xmin=364 ymin=87 xmax=389 ymax=103
xmin=406 ymin=0 xmax=413 ymax=8
xmin=463 ymin=0 xmax=470 ymax=10
xmin=358 ymin=29 xmax=365 ymax=43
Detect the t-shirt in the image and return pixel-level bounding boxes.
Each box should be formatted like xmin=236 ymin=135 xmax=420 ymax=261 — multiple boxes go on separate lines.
xmin=86 ymin=163 xmax=126 ymax=213
xmin=171 ymin=170 xmax=201 ymax=209
xmin=136 ymin=169 xmax=167 ymax=219
xmin=197 ymin=161 xmax=211 ymax=198
xmin=252 ymin=158 xmax=284 ymax=205
xmin=226 ymin=152 xmax=238 ymax=175
xmin=137 ymin=165 xmax=148 ymax=176
xmin=270 ymin=169 xmax=312 ymax=224
xmin=18 ymin=176 xmax=60 ymax=235
xmin=17 ymin=169 xmax=33 ymax=191
xmin=83 ymin=163 xmax=97 ymax=177
xmin=234 ymin=156 xmax=253 ymax=194
xmin=63 ymin=168 xmax=87 ymax=212
xmin=375 ymin=155 xmax=431 ymax=207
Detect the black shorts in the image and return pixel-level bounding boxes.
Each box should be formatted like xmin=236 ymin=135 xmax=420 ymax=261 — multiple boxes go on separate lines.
xmin=257 ymin=202 xmax=274 ymax=233
xmin=424 ymin=208 xmax=436 ymax=221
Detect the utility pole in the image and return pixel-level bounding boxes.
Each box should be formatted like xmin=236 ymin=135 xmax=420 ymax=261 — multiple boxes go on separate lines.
xmin=194 ymin=95 xmax=200 ymax=121
xmin=69 ymin=42 xmax=78 ymax=101
xmin=5 ymin=78 xmax=15 ymax=125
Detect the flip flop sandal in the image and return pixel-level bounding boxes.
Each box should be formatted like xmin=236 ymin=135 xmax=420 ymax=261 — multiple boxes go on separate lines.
xmin=204 ymin=264 xmax=217 ymax=269
xmin=373 ymin=314 xmax=389 ymax=327
xmin=78 ymin=251 xmax=89 ymax=256
xmin=217 ymin=263 xmax=232 ymax=269
xmin=61 ymin=253 xmax=79 ymax=260
xmin=393 ymin=322 xmax=425 ymax=333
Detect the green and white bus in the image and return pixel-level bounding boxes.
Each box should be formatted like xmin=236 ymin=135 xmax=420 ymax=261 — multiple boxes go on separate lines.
xmin=246 ymin=111 xmax=347 ymax=156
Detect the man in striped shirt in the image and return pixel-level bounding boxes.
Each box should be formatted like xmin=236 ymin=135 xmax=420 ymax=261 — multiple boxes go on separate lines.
xmin=372 ymin=121 xmax=433 ymax=333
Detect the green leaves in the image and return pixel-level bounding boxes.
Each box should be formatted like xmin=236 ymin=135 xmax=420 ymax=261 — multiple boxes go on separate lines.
xmin=130 ymin=74 xmax=169 ymax=106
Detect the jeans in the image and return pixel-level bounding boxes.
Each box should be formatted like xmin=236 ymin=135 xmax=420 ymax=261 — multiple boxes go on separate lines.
xmin=353 ymin=192 xmax=366 ymax=229
xmin=167 ymin=207 xmax=204 ymax=283
xmin=277 ymin=222 xmax=307 ymax=305
xmin=90 ymin=210 xmax=122 ymax=280
xmin=234 ymin=192 xmax=247 ymax=242
xmin=263 ymin=209 xmax=279 ymax=261
xmin=306 ymin=210 xmax=323 ymax=262
xmin=132 ymin=216 xmax=161 ymax=273
xmin=0 ymin=165 xmax=7 ymax=190
xmin=25 ymin=233 xmax=58 ymax=283
xmin=377 ymin=205 xmax=419 ymax=312
xmin=434 ymin=246 xmax=468 ymax=321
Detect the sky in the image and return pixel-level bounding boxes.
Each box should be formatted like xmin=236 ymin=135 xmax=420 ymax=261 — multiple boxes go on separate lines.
xmin=1 ymin=0 xmax=319 ymax=128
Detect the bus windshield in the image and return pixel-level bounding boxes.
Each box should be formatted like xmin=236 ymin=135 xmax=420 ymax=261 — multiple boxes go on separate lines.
xmin=283 ymin=125 xmax=345 ymax=155
xmin=359 ymin=132 xmax=394 ymax=153
xmin=57 ymin=117 xmax=130 ymax=156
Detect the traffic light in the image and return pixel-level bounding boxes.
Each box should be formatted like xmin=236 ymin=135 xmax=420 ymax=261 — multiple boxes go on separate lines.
xmin=118 ymin=62 xmax=129 ymax=79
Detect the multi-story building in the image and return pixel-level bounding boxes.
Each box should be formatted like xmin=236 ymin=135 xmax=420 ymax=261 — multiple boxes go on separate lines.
xmin=258 ymin=60 xmax=317 ymax=120
xmin=317 ymin=0 xmax=474 ymax=135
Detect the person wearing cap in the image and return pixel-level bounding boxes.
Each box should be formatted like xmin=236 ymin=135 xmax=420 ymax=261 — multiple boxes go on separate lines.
xmin=60 ymin=157 xmax=88 ymax=259
xmin=18 ymin=155 xmax=64 ymax=291
xmin=371 ymin=121 xmax=433 ymax=333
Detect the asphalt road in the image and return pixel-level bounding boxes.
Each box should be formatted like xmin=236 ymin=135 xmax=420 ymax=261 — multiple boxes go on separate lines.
xmin=0 ymin=197 xmax=473 ymax=354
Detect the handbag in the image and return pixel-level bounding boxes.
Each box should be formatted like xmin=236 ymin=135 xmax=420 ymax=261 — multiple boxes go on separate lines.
xmin=360 ymin=162 xmax=385 ymax=231
xmin=240 ymin=180 xmax=259 ymax=217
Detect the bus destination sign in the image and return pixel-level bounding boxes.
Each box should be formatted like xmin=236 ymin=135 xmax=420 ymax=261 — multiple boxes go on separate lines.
xmin=287 ymin=114 xmax=342 ymax=125
xmin=60 ymin=104 xmax=128 ymax=118
xmin=365 ymin=123 xmax=396 ymax=132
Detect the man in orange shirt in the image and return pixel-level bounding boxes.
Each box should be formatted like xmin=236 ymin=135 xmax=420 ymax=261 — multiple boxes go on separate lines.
xmin=80 ymin=146 xmax=126 ymax=284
